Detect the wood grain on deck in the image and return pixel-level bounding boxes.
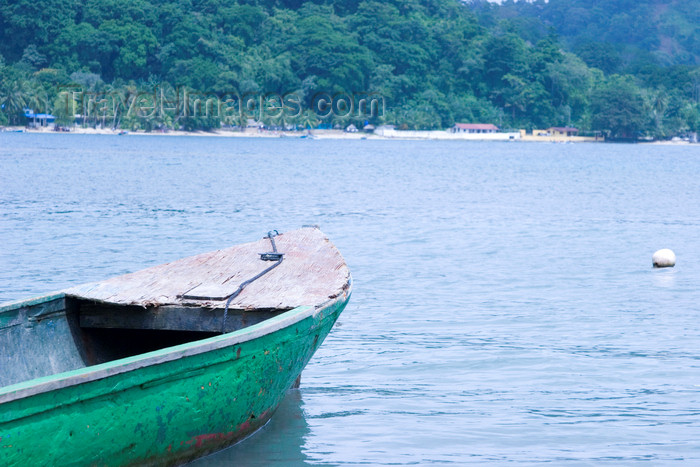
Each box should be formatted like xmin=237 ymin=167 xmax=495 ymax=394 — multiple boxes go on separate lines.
xmin=63 ymin=228 xmax=350 ymax=310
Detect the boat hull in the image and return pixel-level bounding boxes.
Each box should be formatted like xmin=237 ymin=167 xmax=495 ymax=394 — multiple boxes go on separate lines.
xmin=0 ymin=295 xmax=349 ymax=466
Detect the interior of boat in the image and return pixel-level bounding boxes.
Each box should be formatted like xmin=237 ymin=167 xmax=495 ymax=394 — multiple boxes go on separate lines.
xmin=0 ymin=294 xmax=284 ymax=388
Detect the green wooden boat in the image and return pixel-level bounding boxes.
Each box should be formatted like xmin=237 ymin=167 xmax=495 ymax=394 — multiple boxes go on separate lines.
xmin=0 ymin=227 xmax=351 ymax=466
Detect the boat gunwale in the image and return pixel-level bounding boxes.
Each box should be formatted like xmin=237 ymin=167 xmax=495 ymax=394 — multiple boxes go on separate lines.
xmin=0 ymin=281 xmax=351 ymax=405
xmin=0 ymin=290 xmax=66 ymax=314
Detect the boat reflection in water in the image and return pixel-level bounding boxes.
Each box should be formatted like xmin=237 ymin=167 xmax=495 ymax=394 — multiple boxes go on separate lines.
xmin=188 ymin=389 xmax=311 ymax=466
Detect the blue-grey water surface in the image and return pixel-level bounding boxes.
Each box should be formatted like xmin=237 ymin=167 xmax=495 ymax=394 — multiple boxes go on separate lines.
xmin=2 ymin=133 xmax=700 ymax=465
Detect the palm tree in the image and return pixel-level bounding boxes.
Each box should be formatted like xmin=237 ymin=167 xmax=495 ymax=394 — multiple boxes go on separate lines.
xmin=26 ymin=84 xmax=50 ymax=127
xmin=299 ymin=109 xmax=320 ymax=131
xmin=53 ymin=92 xmax=76 ymax=127
xmin=223 ymin=109 xmax=244 ymax=130
xmin=0 ymin=79 xmax=29 ymax=125
xmin=264 ymin=95 xmax=288 ymax=130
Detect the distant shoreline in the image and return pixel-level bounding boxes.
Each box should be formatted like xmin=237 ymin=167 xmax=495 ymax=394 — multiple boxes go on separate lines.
xmin=2 ymin=126 xmax=697 ymax=144
xmin=3 ymin=126 xmax=385 ymax=140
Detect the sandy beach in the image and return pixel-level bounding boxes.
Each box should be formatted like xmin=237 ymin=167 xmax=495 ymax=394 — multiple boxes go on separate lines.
xmin=3 ymin=126 xmax=387 ymax=139
xmin=3 ymin=125 xmax=697 ymax=144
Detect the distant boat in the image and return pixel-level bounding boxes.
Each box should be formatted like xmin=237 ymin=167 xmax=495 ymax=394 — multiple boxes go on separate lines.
xmin=0 ymin=227 xmax=351 ymax=466
xmin=118 ymin=130 xmax=129 ymax=135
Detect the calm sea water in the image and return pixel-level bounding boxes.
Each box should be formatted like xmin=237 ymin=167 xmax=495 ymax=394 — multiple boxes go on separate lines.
xmin=2 ymin=133 xmax=700 ymax=465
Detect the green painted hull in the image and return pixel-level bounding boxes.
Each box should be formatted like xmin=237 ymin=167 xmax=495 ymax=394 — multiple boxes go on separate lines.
xmin=0 ymin=295 xmax=349 ymax=466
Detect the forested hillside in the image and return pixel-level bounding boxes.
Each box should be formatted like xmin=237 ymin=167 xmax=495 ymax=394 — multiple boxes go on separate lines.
xmin=1 ymin=0 xmax=699 ymax=139
xmin=473 ymin=0 xmax=700 ymax=69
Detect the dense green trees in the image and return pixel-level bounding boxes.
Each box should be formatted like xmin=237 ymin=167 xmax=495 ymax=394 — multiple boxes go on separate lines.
xmin=590 ymin=75 xmax=648 ymax=139
xmin=0 ymin=0 xmax=699 ymax=139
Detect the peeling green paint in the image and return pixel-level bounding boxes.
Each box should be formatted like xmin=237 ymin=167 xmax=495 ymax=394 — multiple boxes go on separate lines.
xmin=0 ymin=296 xmax=349 ymax=466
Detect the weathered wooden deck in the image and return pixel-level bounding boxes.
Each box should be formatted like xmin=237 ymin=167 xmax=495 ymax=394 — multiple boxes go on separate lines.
xmin=64 ymin=227 xmax=350 ymax=312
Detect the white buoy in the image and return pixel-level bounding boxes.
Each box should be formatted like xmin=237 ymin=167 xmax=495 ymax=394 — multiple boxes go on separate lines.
xmin=652 ymin=249 xmax=676 ymax=268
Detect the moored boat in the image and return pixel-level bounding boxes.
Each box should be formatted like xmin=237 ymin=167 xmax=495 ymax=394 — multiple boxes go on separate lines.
xmin=0 ymin=227 xmax=351 ymax=466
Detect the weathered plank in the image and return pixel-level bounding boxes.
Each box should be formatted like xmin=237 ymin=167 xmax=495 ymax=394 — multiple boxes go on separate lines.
xmin=79 ymin=303 xmax=283 ymax=333
xmin=0 ymin=297 xmax=66 ymax=330
xmin=0 ymin=297 xmax=86 ymax=388
xmin=62 ymin=227 xmax=350 ymax=310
